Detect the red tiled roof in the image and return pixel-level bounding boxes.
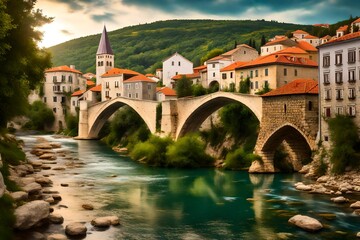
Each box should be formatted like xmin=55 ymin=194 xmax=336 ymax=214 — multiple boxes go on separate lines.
xmin=194 ymin=65 xmax=207 ymax=71
xmin=207 ymin=55 xmax=230 ymax=62
xmin=145 ymin=73 xmax=155 ymax=77
xmin=221 ymin=61 xmax=247 ymax=72
xmin=124 ymin=74 xmax=156 ymax=83
xmin=296 ymin=41 xmax=318 ymax=52
xmin=352 ymin=18 xmax=360 ymax=24
xmin=265 ymin=36 xmax=288 ymax=46
xmin=262 ymin=79 xmax=318 ymax=97
xmin=292 ymin=30 xmax=309 ymax=35
xmin=171 ymin=73 xmax=200 ymax=80
xmin=102 ymin=68 xmax=140 ymax=77
xmin=86 ymin=80 xmax=95 ymax=86
xmin=303 ymin=34 xmax=318 ymax=39
xmin=156 ymin=87 xmax=177 ymax=96
xmin=321 ymin=35 xmax=332 ymax=40
xmin=313 ymin=23 xmax=329 ymax=28
xmin=274 ymin=47 xmax=308 ymax=55
xmin=321 ymin=31 xmax=360 ymax=46
xmin=71 ymin=90 xmax=85 ymax=97
xmin=236 ymin=54 xmax=318 ymax=69
xmin=337 ymin=25 xmax=348 ymax=32
xmin=45 ymin=65 xmax=82 ymax=74
xmin=90 ymin=84 xmax=101 ymax=92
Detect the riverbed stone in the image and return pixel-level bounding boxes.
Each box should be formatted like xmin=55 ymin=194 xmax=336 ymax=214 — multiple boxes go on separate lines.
xmin=50 ymin=143 xmax=61 ymax=148
xmin=23 ymin=182 xmax=42 ymax=194
xmin=20 ymin=177 xmax=36 ymax=186
xmin=288 ymin=215 xmax=323 ymax=232
xmin=30 ymin=160 xmax=43 ymax=168
xmin=60 ymin=183 xmax=68 ymax=187
xmin=350 ymin=201 xmax=360 ymax=209
xmin=330 ymin=196 xmax=349 ymax=203
xmin=34 ymin=143 xmax=53 ymax=149
xmin=354 ymin=209 xmax=360 ymax=215
xmin=52 ymin=194 xmax=62 ymax=201
xmin=107 ymin=215 xmax=120 ymax=225
xmin=317 ymin=175 xmax=330 ymax=183
xmin=295 ymin=184 xmax=312 ymax=191
xmin=47 ymin=234 xmax=67 ymax=240
xmin=39 ymin=153 xmax=57 ymax=160
xmin=52 ymin=167 xmax=65 ymax=171
xmin=10 ymin=191 xmax=28 ymax=202
xmin=49 ymin=213 xmax=64 ymax=224
xmin=14 ymin=200 xmax=50 ymax=230
xmin=27 ymin=231 xmax=46 ymax=240
xmin=0 ymin=172 xmax=5 ymax=198
xmin=65 ymin=222 xmax=87 ymax=236
xmin=44 ymin=196 xmax=55 ymax=204
xmin=91 ymin=217 xmax=112 ymax=228
xmin=82 ymin=203 xmax=94 ymax=210
xmin=35 ymin=176 xmax=53 ymax=186
xmin=42 ymin=165 xmax=52 ymax=170
xmin=357 ymin=232 xmax=360 ymax=238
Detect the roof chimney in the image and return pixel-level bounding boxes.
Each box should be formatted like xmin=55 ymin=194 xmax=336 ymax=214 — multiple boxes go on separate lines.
xmin=70 ymin=65 xmax=75 ymax=69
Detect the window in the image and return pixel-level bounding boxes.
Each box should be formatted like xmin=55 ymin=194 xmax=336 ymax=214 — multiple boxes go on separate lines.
xmin=61 ymin=75 xmax=65 ymax=82
xmin=335 ymin=71 xmax=343 ymax=84
xmin=294 ymin=69 xmax=298 ymax=76
xmin=68 ymin=75 xmax=73 ymax=83
xmin=323 ymin=73 xmax=330 ymax=84
xmin=324 ymin=136 xmax=329 ymax=141
xmin=62 ymin=86 xmax=66 ymax=92
xmin=308 ymin=101 xmax=313 ymax=111
xmin=349 ymin=69 xmax=356 ymax=82
xmin=230 ymin=72 xmax=233 ymax=78
xmin=115 ymin=81 xmax=119 ymax=88
xmin=284 ymin=104 xmax=287 ymax=114
xmin=323 ymin=55 xmax=330 ymax=67
xmin=53 ymin=76 xmax=57 ymax=82
xmin=348 ymin=105 xmax=356 ymax=116
xmin=325 ymin=89 xmax=331 ymax=100
xmin=250 ymin=82 xmax=254 ymax=89
xmin=105 ymin=91 xmax=109 ymax=97
xmin=336 ymin=89 xmax=343 ymax=100
xmin=53 ymin=96 xmax=57 ymax=102
xmin=349 ymin=88 xmax=356 ymax=99
xmin=336 ymin=107 xmax=344 ymax=115
xmin=44 ymin=97 xmax=47 ymax=103
xmin=178 ymin=61 xmax=181 ymax=66
xmin=250 ymin=71 xmax=253 ymax=78
xmin=135 ymin=93 xmax=139 ymax=98
xmin=284 ymin=68 xmax=287 ymax=76
xmin=128 ymin=93 xmax=132 ymax=98
xmin=324 ymin=107 xmax=331 ymax=117
xmin=265 ymin=68 xmax=268 ymax=76
xmin=212 ymin=64 xmax=215 ymax=68
xmin=106 ymin=82 xmax=109 ymax=89
xmin=61 ymin=96 xmax=66 ymax=103
xmin=148 ymin=84 xmax=152 ymax=90
xmin=53 ymin=108 xmax=56 ymax=113
xmin=255 ymin=81 xmax=258 ymax=89
xmin=69 ymin=86 xmax=72 ymax=92
xmin=335 ymin=53 xmax=342 ymax=65
xmin=72 ymin=101 xmax=75 ymax=106
xmin=172 ymin=61 xmax=174 ymax=66
xmin=213 ymin=72 xmax=215 ymax=77
xmin=255 ymin=70 xmax=258 ymax=77
xmin=222 ymin=73 xmax=227 ymax=79
xmin=116 ymin=93 xmax=121 ymax=97
xmin=348 ymin=50 xmax=356 ymax=63
xmin=135 ymin=83 xmax=139 ymax=89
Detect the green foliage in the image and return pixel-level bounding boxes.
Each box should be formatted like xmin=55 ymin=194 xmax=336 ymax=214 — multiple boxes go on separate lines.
xmin=0 ymin=194 xmax=15 ymax=239
xmin=192 ymin=84 xmax=207 ymax=96
xmin=256 ymin=81 xmax=271 ymax=95
xmin=102 ymin=106 xmax=150 ymax=146
xmin=24 ymin=100 xmax=55 ymax=131
xmin=64 ymin=113 xmax=78 ymax=137
xmin=200 ymin=48 xmax=224 ymax=65
xmin=49 ymin=19 xmax=314 ymax=74
xmin=315 ymin=150 xmax=328 ymax=177
xmin=0 ymin=0 xmax=52 ymax=128
xmin=328 ymin=115 xmax=360 ymax=174
xmin=223 ymin=148 xmax=261 ymax=170
xmin=130 ymin=135 xmax=173 ymax=166
xmin=166 ymin=134 xmax=214 ymax=168
xmin=0 ymin=140 xmax=25 ymax=166
xmin=273 ymin=145 xmax=293 ymax=172
xmin=239 ymin=77 xmax=250 ymax=94
xmin=176 ymin=76 xmax=193 ymax=98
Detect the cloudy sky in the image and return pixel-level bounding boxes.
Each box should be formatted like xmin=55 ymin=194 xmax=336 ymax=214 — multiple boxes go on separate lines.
xmin=35 ymin=0 xmax=359 ymax=48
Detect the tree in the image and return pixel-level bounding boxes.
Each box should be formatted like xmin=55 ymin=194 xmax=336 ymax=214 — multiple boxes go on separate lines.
xmin=0 ymin=0 xmax=52 ymax=128
xmin=176 ymin=76 xmax=193 ymax=98
xmin=200 ymin=48 xmax=224 ymax=65
xmin=261 ymin=35 xmax=266 ymax=46
xmin=239 ymin=77 xmax=250 ymax=94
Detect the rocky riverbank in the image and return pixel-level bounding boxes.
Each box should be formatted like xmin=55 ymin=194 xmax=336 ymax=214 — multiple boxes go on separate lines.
xmin=1 ymin=135 xmax=120 ymax=240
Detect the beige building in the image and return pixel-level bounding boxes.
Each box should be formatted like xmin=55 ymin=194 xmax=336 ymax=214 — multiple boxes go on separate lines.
xmin=123 ymin=75 xmax=157 ymax=100
xmin=235 ymin=54 xmax=318 ymax=94
xmin=43 ymin=65 xmax=86 ymax=131
xmin=156 ymin=87 xmax=177 ymax=101
xmin=318 ymin=31 xmax=360 ymax=147
xmin=220 ymin=61 xmax=247 ymax=91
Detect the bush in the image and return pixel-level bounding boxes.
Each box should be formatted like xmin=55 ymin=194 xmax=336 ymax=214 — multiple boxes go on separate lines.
xmin=328 ymin=115 xmax=360 ymax=174
xmin=130 ymin=135 xmax=173 ymax=166
xmin=273 ymin=146 xmax=293 ymax=172
xmin=24 ymin=100 xmax=54 ymax=131
xmin=64 ymin=113 xmax=78 ymax=137
xmin=223 ymin=148 xmax=261 ymax=170
xmin=192 ymin=84 xmax=207 ymax=96
xmin=0 ymin=195 xmax=15 ymax=239
xmin=166 ymin=134 xmax=214 ymax=168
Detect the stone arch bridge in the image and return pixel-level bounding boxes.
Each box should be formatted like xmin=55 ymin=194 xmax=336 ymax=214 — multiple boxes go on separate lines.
xmin=77 ymin=91 xmax=318 ymax=173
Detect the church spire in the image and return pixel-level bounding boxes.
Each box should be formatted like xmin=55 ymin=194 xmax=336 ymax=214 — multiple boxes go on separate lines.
xmin=97 ymin=25 xmax=113 ymax=55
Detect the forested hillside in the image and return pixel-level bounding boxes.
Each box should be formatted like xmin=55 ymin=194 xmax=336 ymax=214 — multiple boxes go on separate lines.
xmin=48 ymin=19 xmax=316 ymax=74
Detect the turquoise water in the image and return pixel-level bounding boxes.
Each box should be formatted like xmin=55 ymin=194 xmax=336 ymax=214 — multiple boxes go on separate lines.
xmin=20 ymin=136 xmax=360 ymax=239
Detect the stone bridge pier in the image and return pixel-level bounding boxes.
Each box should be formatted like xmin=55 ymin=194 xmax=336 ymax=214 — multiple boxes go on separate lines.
xmin=249 ymin=93 xmax=318 ymax=173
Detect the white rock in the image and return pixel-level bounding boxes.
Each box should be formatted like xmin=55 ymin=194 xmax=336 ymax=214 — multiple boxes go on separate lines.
xmin=10 ymin=191 xmax=28 ymax=202
xmin=20 ymin=177 xmax=36 ymax=187
xmin=34 ymin=143 xmax=53 ymax=149
xmin=39 ymin=153 xmax=57 ymax=160
xmin=317 ymin=176 xmax=330 ymax=183
xmin=47 ymin=234 xmax=67 ymax=240
xmin=14 ymin=200 xmax=50 ymax=230
xmin=331 ymin=196 xmax=349 ymax=203
xmin=295 ymin=184 xmax=312 ymax=191
xmin=0 ymin=172 xmax=5 ymax=198
xmin=350 ymin=201 xmax=360 ymax=209
xmin=107 ymin=215 xmax=120 ymax=225
xmin=35 ymin=176 xmax=52 ymax=186
xmin=65 ymin=222 xmax=87 ymax=236
xmin=357 ymin=232 xmax=360 ymax=238
xmin=288 ymin=214 xmax=323 ymax=232
xmin=23 ymin=182 xmax=42 ymax=194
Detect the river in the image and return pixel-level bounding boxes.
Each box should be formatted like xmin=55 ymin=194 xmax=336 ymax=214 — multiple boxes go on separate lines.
xmin=19 ymin=135 xmax=360 ymax=240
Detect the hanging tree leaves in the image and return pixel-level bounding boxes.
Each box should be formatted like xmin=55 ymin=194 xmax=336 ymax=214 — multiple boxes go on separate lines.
xmin=0 ymin=0 xmax=52 ymax=128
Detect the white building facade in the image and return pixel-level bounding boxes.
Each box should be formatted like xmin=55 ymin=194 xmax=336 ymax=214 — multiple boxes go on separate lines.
xmin=162 ymin=52 xmax=193 ymax=88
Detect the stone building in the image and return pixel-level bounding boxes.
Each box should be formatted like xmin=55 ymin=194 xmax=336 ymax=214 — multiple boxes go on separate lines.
xmin=123 ymin=75 xmax=157 ymax=100
xmin=318 ymin=31 xmax=360 ymax=148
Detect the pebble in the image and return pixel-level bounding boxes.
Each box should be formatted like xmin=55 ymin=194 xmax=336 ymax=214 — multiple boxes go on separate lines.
xmin=82 ymin=203 xmax=94 ymax=210
xmin=47 ymin=234 xmax=67 ymax=240
xmin=65 ymin=222 xmax=87 ymax=236
xmin=60 ymin=183 xmax=69 ymax=187
xmin=49 ymin=213 xmax=64 ymax=224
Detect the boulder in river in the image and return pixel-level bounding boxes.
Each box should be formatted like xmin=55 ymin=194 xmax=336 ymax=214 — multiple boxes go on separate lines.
xmin=10 ymin=191 xmax=28 ymax=202
xmin=330 ymin=196 xmax=349 ymax=203
xmin=47 ymin=233 xmax=67 ymax=240
xmin=65 ymin=222 xmax=87 ymax=236
xmin=288 ymin=215 xmax=323 ymax=232
xmin=350 ymin=201 xmax=360 ymax=209
xmin=0 ymin=172 xmax=5 ymax=198
xmin=14 ymin=200 xmax=50 ymax=230
xmin=49 ymin=212 xmax=64 ymax=224
xmin=23 ymin=182 xmax=42 ymax=194
xmin=82 ymin=203 xmax=94 ymax=210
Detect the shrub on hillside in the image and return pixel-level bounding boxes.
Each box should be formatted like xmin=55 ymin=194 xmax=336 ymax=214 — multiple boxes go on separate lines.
xmin=166 ymin=134 xmax=214 ymax=168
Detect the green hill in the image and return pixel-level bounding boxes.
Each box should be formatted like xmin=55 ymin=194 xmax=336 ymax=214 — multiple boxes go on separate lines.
xmin=48 ymin=19 xmax=316 ymax=74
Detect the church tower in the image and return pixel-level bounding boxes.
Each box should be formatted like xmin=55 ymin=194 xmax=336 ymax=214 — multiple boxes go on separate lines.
xmin=96 ymin=26 xmax=114 ymax=85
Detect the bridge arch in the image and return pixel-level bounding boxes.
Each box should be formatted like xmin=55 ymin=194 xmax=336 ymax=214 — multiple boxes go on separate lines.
xmin=83 ymin=98 xmax=157 ymax=139
xmin=172 ymin=92 xmax=262 ymax=139
xmin=258 ymin=123 xmax=312 ymax=171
